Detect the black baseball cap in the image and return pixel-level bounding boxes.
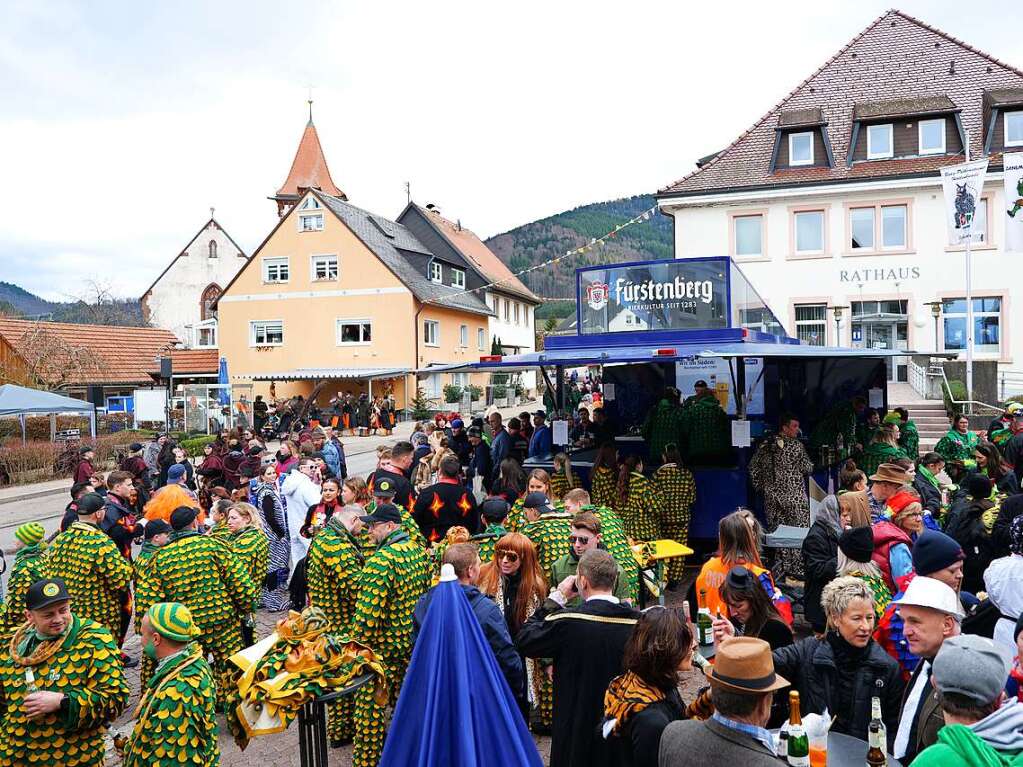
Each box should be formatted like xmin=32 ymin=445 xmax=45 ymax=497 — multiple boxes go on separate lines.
xmin=76 ymin=492 xmax=105 ymax=515
xmin=26 ymin=578 xmax=71 ymax=611
xmin=522 ymin=491 xmax=551 ymax=511
xmin=694 ymin=380 xmax=708 ymax=388
xmin=373 ymin=478 xmax=397 ymax=498
xmin=144 ymin=519 xmax=172 ymax=540
xmin=170 ymin=506 xmax=198 ymax=530
xmin=359 ymin=503 xmax=402 ymax=526
xmin=480 ymin=497 xmax=511 ymax=521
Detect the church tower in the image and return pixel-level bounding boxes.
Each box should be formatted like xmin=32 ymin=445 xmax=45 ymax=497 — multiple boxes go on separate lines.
xmin=271 ymin=101 xmax=345 ymax=217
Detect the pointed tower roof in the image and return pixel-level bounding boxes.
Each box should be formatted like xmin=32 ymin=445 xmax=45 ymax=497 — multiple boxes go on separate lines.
xmin=275 ymin=105 xmax=345 ymax=201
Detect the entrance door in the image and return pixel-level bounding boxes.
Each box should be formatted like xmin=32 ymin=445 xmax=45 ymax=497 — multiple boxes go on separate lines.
xmin=851 ymin=300 xmax=909 ymax=383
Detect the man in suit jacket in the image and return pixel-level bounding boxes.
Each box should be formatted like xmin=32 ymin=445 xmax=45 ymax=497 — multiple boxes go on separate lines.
xmin=517 ymin=549 xmax=639 ymax=767
xmin=659 ymin=637 xmax=789 ymax=767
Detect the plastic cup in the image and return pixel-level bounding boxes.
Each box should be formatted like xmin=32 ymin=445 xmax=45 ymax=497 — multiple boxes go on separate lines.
xmin=809 ymin=734 xmax=827 ymax=767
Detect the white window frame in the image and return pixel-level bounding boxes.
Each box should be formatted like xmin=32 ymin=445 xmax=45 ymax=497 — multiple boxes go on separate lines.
xmin=262 ymin=256 xmax=290 ymax=283
xmin=733 ymin=214 xmax=764 ymax=257
xmin=794 ymin=303 xmax=827 ymax=346
xmin=867 ymin=123 xmax=894 ymax=160
xmin=300 ymin=196 xmax=321 ymax=210
xmin=942 ymin=297 xmax=1002 ymax=356
xmin=918 ymin=119 xmax=946 ymax=155
xmin=880 ymin=204 xmax=908 ymax=250
xmin=1006 ymin=111 xmax=1023 ymax=148
xmin=513 ymin=302 xmax=520 ymax=325
xmin=310 ymin=254 xmax=339 ymax=281
xmin=503 ymin=299 xmax=510 ymax=322
xmin=298 ymin=213 xmax=324 ymax=232
xmin=249 ymin=320 xmax=284 ymax=347
xmin=788 ymin=132 xmax=814 ymax=166
xmin=194 ymin=319 xmax=218 ymax=349
xmin=849 ymin=206 xmax=876 ymax=250
xmin=336 ymin=318 xmax=372 ymax=346
xmin=423 ymin=319 xmax=439 ymax=346
xmin=451 ymin=268 xmax=465 ymax=289
xmin=794 ymin=210 xmax=826 ymax=254
xmin=459 ymin=324 xmax=468 ymax=347
xmin=477 ymin=327 xmax=485 ymax=351
xmin=430 ymin=261 xmax=443 ymax=284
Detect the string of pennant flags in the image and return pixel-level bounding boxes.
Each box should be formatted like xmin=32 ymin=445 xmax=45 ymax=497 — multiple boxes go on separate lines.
xmin=431 ymin=204 xmax=659 ymax=304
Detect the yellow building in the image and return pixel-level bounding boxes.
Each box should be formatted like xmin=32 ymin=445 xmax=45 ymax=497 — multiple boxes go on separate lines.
xmin=215 ymin=113 xmax=495 ymax=410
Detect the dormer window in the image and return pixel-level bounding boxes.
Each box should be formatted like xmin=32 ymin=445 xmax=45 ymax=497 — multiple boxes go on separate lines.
xmin=430 ymin=261 xmax=443 ymax=283
xmin=789 ymin=133 xmax=814 ymax=166
xmin=867 ymin=124 xmax=893 ymax=159
xmin=452 ymin=268 xmax=465 ymax=289
xmin=300 ymin=196 xmax=321 ymax=210
xmin=919 ymin=119 xmax=946 ymax=155
xmin=1006 ymin=111 xmax=1023 ymax=147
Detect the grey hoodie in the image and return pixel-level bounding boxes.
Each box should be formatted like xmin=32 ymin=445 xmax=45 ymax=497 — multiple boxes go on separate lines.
xmin=970 ymin=698 xmax=1023 ymax=751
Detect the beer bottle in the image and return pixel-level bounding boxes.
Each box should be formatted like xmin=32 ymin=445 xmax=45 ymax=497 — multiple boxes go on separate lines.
xmin=786 ymin=691 xmax=810 ymax=767
xmin=867 ymin=696 xmax=886 ymax=767
xmin=697 ymin=589 xmax=712 ymax=645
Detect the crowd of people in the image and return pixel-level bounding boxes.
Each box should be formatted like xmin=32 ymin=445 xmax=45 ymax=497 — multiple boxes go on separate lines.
xmin=5 ymin=392 xmax=1023 ymax=767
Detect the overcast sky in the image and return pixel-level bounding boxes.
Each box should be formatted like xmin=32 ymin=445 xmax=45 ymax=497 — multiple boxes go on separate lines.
xmin=1 ymin=0 xmax=1018 ymax=301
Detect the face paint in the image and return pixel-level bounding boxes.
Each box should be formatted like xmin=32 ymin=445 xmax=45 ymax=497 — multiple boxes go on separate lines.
xmin=143 ymin=640 xmax=157 ymax=661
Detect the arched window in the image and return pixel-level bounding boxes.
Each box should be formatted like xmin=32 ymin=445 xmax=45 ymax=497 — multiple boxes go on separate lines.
xmin=208 ymin=240 xmax=218 ymax=258
xmin=200 ymin=283 xmax=222 ymax=320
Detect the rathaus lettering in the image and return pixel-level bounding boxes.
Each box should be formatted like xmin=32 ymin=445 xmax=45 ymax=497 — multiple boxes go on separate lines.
xmin=839 ymin=267 xmax=921 ymax=283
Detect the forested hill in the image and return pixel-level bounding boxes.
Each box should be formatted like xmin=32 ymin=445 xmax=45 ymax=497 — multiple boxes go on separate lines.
xmin=484 ymin=194 xmax=673 ymax=300
xmin=0 ymin=281 xmax=146 ymax=326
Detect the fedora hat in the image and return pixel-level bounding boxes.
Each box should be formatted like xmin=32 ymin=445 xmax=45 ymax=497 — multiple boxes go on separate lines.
xmin=869 ymin=463 xmax=909 ymax=484
xmin=705 ymin=637 xmax=790 ymax=694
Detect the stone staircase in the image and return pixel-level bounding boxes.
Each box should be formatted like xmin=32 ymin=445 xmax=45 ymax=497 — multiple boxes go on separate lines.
xmin=901 ymin=401 xmax=948 ymax=453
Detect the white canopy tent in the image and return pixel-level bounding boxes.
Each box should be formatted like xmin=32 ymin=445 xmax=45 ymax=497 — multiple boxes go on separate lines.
xmin=0 ymin=384 xmax=97 ymax=442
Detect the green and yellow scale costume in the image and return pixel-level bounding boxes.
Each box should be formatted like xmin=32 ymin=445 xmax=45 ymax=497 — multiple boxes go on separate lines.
xmin=122 ymin=644 xmax=218 ymax=767
xmin=519 ymin=510 xmax=573 ymax=731
xmin=43 ymin=521 xmax=132 ymax=641
xmin=136 ymin=530 xmax=259 ymax=711
xmin=469 ymin=523 xmax=508 ymax=564
xmin=231 ymin=526 xmax=269 ymax=591
xmin=306 ymin=516 xmax=365 ymax=744
xmin=618 ymin=471 xmax=662 ymax=542
xmin=590 ymin=466 xmax=618 ymax=512
xmin=549 ymin=469 xmax=579 ymax=501
xmin=0 ymin=614 xmax=129 ymax=767
xmin=587 ymin=506 xmax=639 ymax=603
xmin=358 ymin=502 xmax=427 ymax=553
xmin=505 ymin=497 xmax=527 ymax=533
xmin=207 ymin=521 xmax=232 ymax=541
xmin=133 ymin=540 xmax=162 ymax=690
xmin=934 ymin=428 xmax=980 ymax=469
xmin=348 ymin=529 xmax=430 ymax=767
xmin=652 ymin=463 xmax=696 ymax=581
xmin=0 ymin=543 xmax=46 ymax=636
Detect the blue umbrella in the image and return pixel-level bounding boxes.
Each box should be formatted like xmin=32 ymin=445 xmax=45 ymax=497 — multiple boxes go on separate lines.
xmin=217 ymin=357 xmax=230 ymax=407
xmin=379 ymin=567 xmax=542 ymax=767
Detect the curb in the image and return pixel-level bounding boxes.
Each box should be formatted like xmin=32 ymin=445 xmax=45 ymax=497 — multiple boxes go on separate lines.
xmin=0 ymin=485 xmax=69 ymax=508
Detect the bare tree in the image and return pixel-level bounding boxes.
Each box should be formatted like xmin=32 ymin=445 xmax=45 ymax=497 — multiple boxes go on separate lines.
xmin=0 ymin=322 xmax=102 ymax=389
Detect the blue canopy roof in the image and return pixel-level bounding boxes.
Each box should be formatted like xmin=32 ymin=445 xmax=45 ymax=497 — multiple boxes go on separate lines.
xmin=0 ymin=384 xmax=95 ymax=417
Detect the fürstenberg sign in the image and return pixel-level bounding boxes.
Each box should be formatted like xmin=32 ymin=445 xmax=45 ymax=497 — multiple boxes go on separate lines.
xmin=577 ymin=259 xmax=728 ymax=334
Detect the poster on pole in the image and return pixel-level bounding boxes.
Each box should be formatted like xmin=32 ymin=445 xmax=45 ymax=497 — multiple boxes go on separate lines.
xmin=1002 ymin=152 xmax=1023 ymax=253
xmin=940 ymin=159 xmax=989 ymax=246
xmin=675 ymin=357 xmax=764 ymax=415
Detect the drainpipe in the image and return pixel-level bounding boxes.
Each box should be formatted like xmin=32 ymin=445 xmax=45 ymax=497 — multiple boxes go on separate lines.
xmin=413 ymin=301 xmax=425 ymax=412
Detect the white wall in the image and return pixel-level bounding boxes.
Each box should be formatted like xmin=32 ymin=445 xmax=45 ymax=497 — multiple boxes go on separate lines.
xmin=143 ymin=221 xmax=247 ymax=346
xmin=665 ymin=176 xmax=1019 ymax=378
xmin=486 ymin=290 xmax=537 ymax=391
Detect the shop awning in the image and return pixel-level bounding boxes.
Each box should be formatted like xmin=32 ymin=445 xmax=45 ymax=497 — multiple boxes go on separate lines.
xmin=423 ymin=341 xmax=915 ymax=374
xmin=235 ymin=367 xmax=412 ymax=382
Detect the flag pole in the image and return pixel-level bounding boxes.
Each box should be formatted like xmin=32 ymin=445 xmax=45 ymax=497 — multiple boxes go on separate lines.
xmin=965 ymin=129 xmax=974 ymax=414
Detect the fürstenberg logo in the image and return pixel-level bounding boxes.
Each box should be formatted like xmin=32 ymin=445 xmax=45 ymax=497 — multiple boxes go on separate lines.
xmin=614 ymin=276 xmax=713 ymax=305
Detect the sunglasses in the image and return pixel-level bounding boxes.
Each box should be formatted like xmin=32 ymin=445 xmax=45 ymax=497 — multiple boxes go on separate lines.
xmin=568 ymin=535 xmax=592 ymax=545
xmin=495 ymin=551 xmax=520 ymax=563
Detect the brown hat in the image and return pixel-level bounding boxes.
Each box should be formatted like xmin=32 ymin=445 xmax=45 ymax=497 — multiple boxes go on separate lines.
xmin=705 ymin=637 xmax=790 ymax=694
xmin=869 ymin=463 xmax=910 ymax=485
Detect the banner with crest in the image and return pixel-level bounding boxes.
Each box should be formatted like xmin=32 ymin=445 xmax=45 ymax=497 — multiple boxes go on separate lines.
xmin=940 ymin=158 xmax=989 ymax=246
xmin=1003 ymin=152 xmax=1023 ymax=253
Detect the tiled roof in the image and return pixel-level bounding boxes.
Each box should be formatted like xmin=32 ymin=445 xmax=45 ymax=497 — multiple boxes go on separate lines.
xmin=413 ymin=205 xmax=540 ymax=304
xmin=853 ymin=95 xmax=957 ymax=120
xmin=778 ymin=108 xmax=824 ymax=128
xmin=317 ymin=194 xmax=493 ymax=317
xmin=0 ymin=318 xmax=178 ymax=386
xmin=162 ymin=349 xmax=219 ymax=375
xmin=659 ymin=10 xmax=1023 ymax=197
xmin=985 ymin=88 xmax=1023 ymax=107
xmin=275 ymin=119 xmax=345 ymax=200
xmin=140 ymin=218 xmax=246 ymax=301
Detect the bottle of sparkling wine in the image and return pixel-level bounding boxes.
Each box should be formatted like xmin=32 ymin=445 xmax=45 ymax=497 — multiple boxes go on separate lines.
xmin=786 ymin=691 xmax=810 ymax=767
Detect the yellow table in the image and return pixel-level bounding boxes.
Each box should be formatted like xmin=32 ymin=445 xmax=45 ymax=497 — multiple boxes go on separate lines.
xmin=632 ymin=539 xmax=694 ymax=607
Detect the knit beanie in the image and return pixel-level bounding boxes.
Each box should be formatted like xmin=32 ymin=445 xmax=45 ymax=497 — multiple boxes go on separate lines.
xmin=965 ymin=474 xmax=993 ymax=500
xmin=911 ymin=530 xmax=965 ymax=576
xmin=15 ymin=522 xmax=44 ymax=546
xmin=883 ymin=412 xmax=903 ymax=425
xmin=839 ymin=526 xmax=874 ymax=563
xmin=886 ymin=490 xmax=921 ymax=518
xmin=147 ymin=602 xmax=201 ymax=642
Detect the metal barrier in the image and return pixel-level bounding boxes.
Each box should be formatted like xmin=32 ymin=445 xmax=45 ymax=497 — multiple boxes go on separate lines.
xmin=935 ymin=366 xmax=1000 ymax=415
xmin=298 ymin=672 xmax=375 ymax=767
xmin=907 ymin=359 xmax=929 ymax=398
xmin=1000 ymin=370 xmax=1023 ymax=400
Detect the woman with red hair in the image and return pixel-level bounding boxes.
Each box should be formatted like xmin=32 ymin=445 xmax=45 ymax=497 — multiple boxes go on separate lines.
xmin=478 ymin=532 xmax=548 ymax=727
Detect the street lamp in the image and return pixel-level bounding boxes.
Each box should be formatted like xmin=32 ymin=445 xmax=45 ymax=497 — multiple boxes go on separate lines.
xmin=924 ymin=301 xmax=943 ymax=354
xmin=830 ymin=305 xmax=849 ymax=347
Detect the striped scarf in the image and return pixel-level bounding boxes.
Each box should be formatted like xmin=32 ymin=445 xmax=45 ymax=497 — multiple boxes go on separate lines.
xmin=603 ymin=671 xmax=665 ymax=735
